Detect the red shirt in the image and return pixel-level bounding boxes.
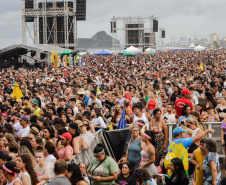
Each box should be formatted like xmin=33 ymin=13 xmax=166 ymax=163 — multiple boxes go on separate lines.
xmin=175 ymin=98 xmax=193 ymax=118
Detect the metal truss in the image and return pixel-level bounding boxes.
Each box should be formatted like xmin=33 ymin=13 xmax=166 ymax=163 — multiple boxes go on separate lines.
xmin=111 ymin=16 xmax=157 ymax=50
xmin=21 ymin=0 xmax=78 ymax=49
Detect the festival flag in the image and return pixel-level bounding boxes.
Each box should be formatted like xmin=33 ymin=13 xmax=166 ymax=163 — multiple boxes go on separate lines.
xmin=96 ymin=86 xmax=100 ymax=95
xmin=117 ymin=109 xmax=127 ymax=129
xmin=200 ymin=62 xmax=203 ymax=71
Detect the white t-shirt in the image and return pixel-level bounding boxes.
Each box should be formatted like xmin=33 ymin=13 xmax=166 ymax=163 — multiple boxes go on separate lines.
xmin=13 ymin=122 xmax=22 ymax=137
xmin=92 ymin=117 xmax=106 ymax=128
xmin=17 ymin=126 xmax=30 ymax=137
xmin=163 ymin=113 xmax=176 ymax=123
xmin=73 ymin=106 xmax=79 ymax=115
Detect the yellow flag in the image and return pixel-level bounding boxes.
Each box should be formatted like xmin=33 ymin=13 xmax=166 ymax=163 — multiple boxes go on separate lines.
xmin=200 ymin=63 xmax=203 ymax=71
xmin=96 ymin=86 xmax=100 ymax=95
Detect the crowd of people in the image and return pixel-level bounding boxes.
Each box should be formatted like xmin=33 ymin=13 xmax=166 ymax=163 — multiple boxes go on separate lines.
xmin=0 ymin=50 xmax=226 ymax=185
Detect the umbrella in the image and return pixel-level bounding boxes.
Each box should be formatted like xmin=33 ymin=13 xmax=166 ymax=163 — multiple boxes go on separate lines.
xmin=11 ymin=83 xmax=23 ymax=99
xmin=120 ymin=51 xmax=135 ymax=56
xmin=148 ymin=51 xmax=155 ymax=54
xmin=58 ymin=50 xmax=72 ymax=55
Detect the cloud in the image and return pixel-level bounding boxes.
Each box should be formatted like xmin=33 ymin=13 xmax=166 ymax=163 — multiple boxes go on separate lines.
xmin=0 ymin=0 xmax=226 ymax=48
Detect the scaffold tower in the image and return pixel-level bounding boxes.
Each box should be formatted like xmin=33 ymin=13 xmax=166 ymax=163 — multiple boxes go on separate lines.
xmin=21 ymin=0 xmax=78 ymax=49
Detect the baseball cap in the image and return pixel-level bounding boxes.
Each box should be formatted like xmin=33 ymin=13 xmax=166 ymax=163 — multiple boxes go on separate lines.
xmin=82 ymin=111 xmax=91 ymax=117
xmin=154 ymin=74 xmax=158 ymax=77
xmin=173 ymin=127 xmax=187 ymax=136
xmin=60 ymin=133 xmax=72 ymax=141
xmin=181 ymin=89 xmax=192 ymax=95
xmin=18 ymin=116 xmax=29 ymax=121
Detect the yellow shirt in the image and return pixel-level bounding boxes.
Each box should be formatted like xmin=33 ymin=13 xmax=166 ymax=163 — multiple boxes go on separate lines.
xmin=23 ymin=103 xmax=31 ymax=108
xmin=34 ymin=107 xmax=40 ymax=117
xmin=194 ymin=148 xmax=205 ymax=185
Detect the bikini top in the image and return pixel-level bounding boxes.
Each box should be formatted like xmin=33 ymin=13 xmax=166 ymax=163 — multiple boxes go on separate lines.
xmin=218 ymin=108 xmax=226 ymax=113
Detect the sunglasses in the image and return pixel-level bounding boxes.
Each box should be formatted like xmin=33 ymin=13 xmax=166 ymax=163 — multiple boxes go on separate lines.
xmin=84 ymin=124 xmax=89 ymax=127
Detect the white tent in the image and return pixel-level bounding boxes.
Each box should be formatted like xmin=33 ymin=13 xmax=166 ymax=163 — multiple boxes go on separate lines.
xmin=189 ymin=43 xmax=195 ymax=48
xmin=194 ymin=45 xmax=205 ymax=51
xmin=125 ymin=46 xmax=140 ymax=54
xmin=145 ymin=47 xmax=156 ymax=52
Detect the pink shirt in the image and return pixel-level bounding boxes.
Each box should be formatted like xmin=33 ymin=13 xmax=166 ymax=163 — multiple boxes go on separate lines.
xmin=58 ymin=145 xmax=73 ymax=159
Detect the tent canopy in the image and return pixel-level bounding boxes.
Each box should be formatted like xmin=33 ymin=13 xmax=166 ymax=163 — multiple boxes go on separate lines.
xmin=194 ymin=45 xmax=205 ymax=51
xmin=145 ymin=47 xmax=156 ymax=52
xmin=120 ymin=51 xmax=135 ymax=56
xmin=189 ymin=43 xmax=195 ymax=48
xmin=125 ymin=46 xmax=140 ymax=54
xmin=94 ymin=50 xmax=112 ymax=55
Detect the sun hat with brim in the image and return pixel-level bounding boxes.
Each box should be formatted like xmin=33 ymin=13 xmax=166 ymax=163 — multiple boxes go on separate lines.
xmin=26 ymin=134 xmax=35 ymax=139
xmin=2 ymin=113 xmax=7 ymax=117
xmin=31 ymin=99 xmax=39 ymax=106
xmin=77 ymin=88 xmax=86 ymax=95
xmin=173 ymin=127 xmax=187 ymax=136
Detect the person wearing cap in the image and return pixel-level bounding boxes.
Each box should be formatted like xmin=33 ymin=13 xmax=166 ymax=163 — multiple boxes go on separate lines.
xmin=175 ymin=89 xmax=193 ymax=118
xmin=31 ymin=99 xmax=40 ymax=117
xmin=165 ymin=126 xmax=215 ymax=177
xmin=10 ymin=112 xmax=22 ymax=137
xmin=58 ymin=133 xmax=73 ymax=161
xmin=17 ymin=116 xmax=30 ymax=141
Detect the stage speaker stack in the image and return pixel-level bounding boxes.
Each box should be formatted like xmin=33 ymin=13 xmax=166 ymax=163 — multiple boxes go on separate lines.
xmin=162 ymin=30 xmax=165 ymax=38
xmin=76 ymin=0 xmax=86 ymax=21
xmin=153 ymin=19 xmax=158 ymax=32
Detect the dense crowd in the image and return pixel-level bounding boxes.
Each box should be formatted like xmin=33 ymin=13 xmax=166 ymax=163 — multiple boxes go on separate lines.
xmin=0 ymin=50 xmax=226 ymax=185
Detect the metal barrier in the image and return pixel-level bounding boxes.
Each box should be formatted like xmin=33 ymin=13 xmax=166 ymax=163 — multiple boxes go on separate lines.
xmin=68 ymin=122 xmax=225 ymax=165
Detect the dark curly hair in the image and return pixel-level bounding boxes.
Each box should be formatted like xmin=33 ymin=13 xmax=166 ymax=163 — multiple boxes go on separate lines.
xmin=44 ymin=126 xmax=55 ymax=139
xmin=134 ymin=168 xmax=152 ymax=185
xmin=20 ymin=154 xmax=38 ymax=185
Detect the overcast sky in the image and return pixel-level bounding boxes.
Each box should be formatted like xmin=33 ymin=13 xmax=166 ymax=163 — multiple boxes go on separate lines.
xmin=0 ymin=0 xmax=226 ymax=49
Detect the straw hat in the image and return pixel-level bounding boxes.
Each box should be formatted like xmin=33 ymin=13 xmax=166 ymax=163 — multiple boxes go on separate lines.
xmin=77 ymin=88 xmax=86 ymax=95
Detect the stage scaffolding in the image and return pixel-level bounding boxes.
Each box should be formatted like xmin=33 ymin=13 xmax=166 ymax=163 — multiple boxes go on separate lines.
xmin=111 ymin=16 xmax=157 ymax=50
xmin=21 ymin=0 xmax=78 ymax=49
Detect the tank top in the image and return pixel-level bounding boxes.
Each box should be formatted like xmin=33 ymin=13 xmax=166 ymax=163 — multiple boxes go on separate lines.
xmin=194 ymin=149 xmax=205 ymax=185
xmin=7 ymin=178 xmax=22 ymax=185
xmin=128 ymin=137 xmax=142 ymax=164
xmin=140 ymin=144 xmax=157 ymax=176
xmin=20 ymin=171 xmax=31 ymax=185
xmin=134 ymin=113 xmax=150 ymax=130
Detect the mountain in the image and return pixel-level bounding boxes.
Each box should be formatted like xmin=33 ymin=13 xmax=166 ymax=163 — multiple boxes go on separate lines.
xmin=78 ymin=31 xmax=119 ymax=49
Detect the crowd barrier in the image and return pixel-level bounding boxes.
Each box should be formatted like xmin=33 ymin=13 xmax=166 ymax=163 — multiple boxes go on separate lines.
xmin=68 ymin=122 xmax=225 ymax=166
